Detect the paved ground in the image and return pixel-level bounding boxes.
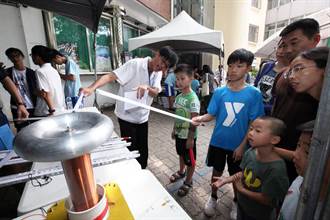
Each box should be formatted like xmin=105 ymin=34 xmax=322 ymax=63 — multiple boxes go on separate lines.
xmin=104 ymin=104 xmax=234 ymax=220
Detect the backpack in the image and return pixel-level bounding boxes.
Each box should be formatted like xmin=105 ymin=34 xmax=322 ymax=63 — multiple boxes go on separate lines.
xmin=254 ymin=61 xmax=276 ymax=87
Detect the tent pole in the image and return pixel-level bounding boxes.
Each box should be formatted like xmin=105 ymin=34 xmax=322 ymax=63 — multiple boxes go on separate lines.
xmin=93 ymin=33 xmax=99 ymax=109
xmin=295 ymin=53 xmax=330 ymax=219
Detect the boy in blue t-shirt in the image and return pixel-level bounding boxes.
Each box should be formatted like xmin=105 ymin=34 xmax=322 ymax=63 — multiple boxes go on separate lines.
xmin=192 ymin=48 xmax=264 ymax=217
xmin=50 ymin=49 xmax=81 ymax=106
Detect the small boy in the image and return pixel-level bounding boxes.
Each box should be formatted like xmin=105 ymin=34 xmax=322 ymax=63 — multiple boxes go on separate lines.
xmin=212 ymin=116 xmax=289 ymax=220
xmin=50 ymin=49 xmax=81 ymax=106
xmin=192 ymin=49 xmax=264 ymax=217
xmin=170 ymin=64 xmax=200 ymax=197
xmin=278 ymin=121 xmax=314 ymax=220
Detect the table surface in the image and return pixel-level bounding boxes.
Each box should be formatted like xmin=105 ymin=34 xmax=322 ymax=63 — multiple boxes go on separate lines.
xmin=14 ymin=108 xmax=191 ymax=220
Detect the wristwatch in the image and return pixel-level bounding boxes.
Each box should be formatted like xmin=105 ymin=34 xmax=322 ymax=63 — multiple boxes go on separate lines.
xmin=17 ymin=102 xmax=25 ymax=106
xmin=48 ymin=109 xmax=56 ymax=113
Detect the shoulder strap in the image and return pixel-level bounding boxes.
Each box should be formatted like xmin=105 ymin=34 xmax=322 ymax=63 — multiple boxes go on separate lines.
xmin=254 ymin=61 xmax=275 ymax=86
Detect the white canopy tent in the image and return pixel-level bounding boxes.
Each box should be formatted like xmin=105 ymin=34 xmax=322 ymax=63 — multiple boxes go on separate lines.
xmin=128 ymin=11 xmax=224 ymax=56
xmin=255 ymin=8 xmax=330 ymax=58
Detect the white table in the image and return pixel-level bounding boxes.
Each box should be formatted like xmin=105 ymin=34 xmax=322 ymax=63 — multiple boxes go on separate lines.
xmin=15 ymin=160 xmax=191 ymax=219
xmin=14 ymin=108 xmax=191 ymax=220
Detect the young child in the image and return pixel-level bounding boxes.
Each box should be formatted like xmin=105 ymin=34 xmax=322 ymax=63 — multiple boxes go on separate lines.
xmin=212 ymin=116 xmax=289 ymax=220
xmin=278 ymin=121 xmax=314 ymax=220
xmin=192 ymin=48 xmax=264 ymax=217
xmin=170 ymin=64 xmax=200 ymax=197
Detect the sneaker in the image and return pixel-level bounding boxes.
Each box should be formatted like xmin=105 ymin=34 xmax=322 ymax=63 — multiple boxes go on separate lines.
xmin=204 ymin=196 xmax=217 ymax=217
xmin=230 ymin=201 xmax=237 ymax=220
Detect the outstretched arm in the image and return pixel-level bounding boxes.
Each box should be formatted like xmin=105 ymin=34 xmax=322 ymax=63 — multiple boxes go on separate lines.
xmin=274 ymin=147 xmax=294 ymax=161
xmin=212 ymin=172 xmax=242 ymax=189
xmin=191 ymin=114 xmax=214 ymax=126
xmin=80 ymin=72 xmax=117 ymax=96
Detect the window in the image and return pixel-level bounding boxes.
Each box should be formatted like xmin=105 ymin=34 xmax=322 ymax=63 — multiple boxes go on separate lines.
xmin=276 ymin=20 xmax=288 ymax=31
xmin=251 ymin=0 xmax=261 ymax=9
xmin=53 ymin=15 xmax=90 ymax=70
xmin=249 ymin=24 xmax=259 ymax=43
xmin=53 ymin=15 xmax=113 ymax=71
xmin=123 ymin=24 xmax=139 ymax=59
xmin=123 ymin=24 xmax=153 ymax=59
xmin=267 ymin=0 xmax=278 ymax=10
xmin=264 ymin=23 xmax=276 ymax=40
xmin=290 ymin=15 xmax=303 ymax=23
xmin=280 ymin=0 xmax=290 ymax=6
xmin=88 ymin=18 xmax=113 ymax=72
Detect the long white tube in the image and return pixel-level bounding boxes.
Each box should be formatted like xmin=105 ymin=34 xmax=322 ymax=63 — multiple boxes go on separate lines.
xmin=96 ymin=89 xmax=193 ymax=123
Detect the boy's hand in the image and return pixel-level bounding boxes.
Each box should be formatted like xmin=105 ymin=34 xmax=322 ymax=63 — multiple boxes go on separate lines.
xmin=191 ymin=116 xmax=202 ymax=126
xmin=171 ymin=130 xmax=175 ymax=140
xmin=211 ymin=177 xmax=229 ymax=189
xmin=17 ymin=105 xmax=29 ymax=119
xmin=186 ymin=136 xmax=194 ymax=149
xmin=233 ymin=145 xmax=244 ymax=162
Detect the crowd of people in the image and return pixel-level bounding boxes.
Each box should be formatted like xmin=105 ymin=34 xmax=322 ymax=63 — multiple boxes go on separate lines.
xmin=0 ymin=45 xmax=81 ymax=148
xmin=158 ymin=18 xmax=329 ymax=220
xmin=0 ymin=17 xmax=329 ymax=220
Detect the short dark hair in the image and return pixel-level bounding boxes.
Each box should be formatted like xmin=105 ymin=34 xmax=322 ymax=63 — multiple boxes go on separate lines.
xmin=159 ymin=46 xmax=178 ymax=68
xmin=227 ymin=48 xmax=254 ymax=66
xmin=49 ymin=49 xmax=64 ymax=59
xmin=5 ymin=47 xmax=24 ymax=58
xmin=280 ymin=18 xmax=320 ymax=39
xmin=174 ymin=64 xmax=193 ymax=77
xmin=299 ymin=47 xmax=329 ymax=69
xmin=258 ymin=116 xmax=287 ymax=137
xmin=202 ymin=65 xmax=213 ymax=74
xmin=31 ymin=45 xmax=52 ymax=63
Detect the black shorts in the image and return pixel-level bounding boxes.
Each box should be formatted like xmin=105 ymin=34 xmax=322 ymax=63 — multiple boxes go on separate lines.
xmin=175 ymin=136 xmax=197 ymax=167
xmin=206 ymin=145 xmax=241 ymax=175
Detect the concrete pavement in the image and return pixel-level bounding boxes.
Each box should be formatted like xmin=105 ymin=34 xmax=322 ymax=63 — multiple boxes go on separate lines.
xmin=105 ymin=105 xmax=234 ymax=220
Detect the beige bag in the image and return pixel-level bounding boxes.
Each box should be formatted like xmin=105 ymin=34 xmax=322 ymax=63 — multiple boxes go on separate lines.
xmin=201 ymin=73 xmax=210 ymax=96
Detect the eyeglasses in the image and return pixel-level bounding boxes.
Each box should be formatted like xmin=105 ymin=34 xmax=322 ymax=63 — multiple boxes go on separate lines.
xmin=284 ymin=65 xmax=316 ymax=78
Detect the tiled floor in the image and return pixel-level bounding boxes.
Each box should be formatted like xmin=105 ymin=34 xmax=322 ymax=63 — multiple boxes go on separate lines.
xmin=105 ymin=105 xmax=234 ymax=220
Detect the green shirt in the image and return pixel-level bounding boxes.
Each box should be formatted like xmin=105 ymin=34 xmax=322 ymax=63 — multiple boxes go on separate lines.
xmin=174 ymin=91 xmax=200 ymax=139
xmin=238 ymin=148 xmax=289 ymax=220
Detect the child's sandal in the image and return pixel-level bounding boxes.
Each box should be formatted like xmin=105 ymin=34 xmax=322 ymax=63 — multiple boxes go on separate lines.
xmin=177 ymin=181 xmax=192 ymax=197
xmin=169 ymin=171 xmax=185 ymax=183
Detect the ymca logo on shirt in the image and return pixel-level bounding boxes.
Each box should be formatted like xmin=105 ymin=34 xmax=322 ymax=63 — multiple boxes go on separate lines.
xmin=223 ymin=102 xmax=244 ymax=127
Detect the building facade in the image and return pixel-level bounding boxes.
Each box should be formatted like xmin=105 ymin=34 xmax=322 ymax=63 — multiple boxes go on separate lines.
xmin=265 ymin=0 xmax=330 ymax=40
xmin=0 ymin=0 xmax=170 ymax=119
xmin=212 ymin=0 xmax=267 ymax=70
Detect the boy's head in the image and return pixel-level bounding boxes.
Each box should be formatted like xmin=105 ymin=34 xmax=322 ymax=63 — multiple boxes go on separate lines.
xmin=227 ymin=48 xmax=254 ymax=82
xmin=31 ymin=45 xmax=52 ymax=65
xmin=5 ymin=47 xmax=25 ymax=65
xmin=50 ymin=49 xmax=66 ymax=65
xmin=280 ymin=18 xmax=320 ymax=62
xmin=248 ymin=116 xmax=286 ymax=148
xmin=174 ymin=64 xmax=193 ymax=90
xmin=293 ymin=121 xmax=314 ymax=176
xmin=152 ymin=46 xmax=178 ymax=74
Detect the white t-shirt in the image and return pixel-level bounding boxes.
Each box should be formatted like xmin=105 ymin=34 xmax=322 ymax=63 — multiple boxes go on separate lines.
xmin=278 ymin=176 xmax=303 ymax=220
xmin=113 ymin=57 xmax=162 ymax=124
xmin=34 ymin=63 xmax=65 ymax=116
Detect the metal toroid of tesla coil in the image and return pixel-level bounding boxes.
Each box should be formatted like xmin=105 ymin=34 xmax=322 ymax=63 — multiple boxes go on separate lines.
xmin=14 ymin=112 xmax=113 ymax=213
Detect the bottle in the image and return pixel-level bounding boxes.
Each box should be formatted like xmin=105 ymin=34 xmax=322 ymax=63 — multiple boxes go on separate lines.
xmin=66 ymin=97 xmax=73 ymax=110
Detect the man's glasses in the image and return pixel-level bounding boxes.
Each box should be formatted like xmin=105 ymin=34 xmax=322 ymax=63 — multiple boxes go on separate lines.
xmin=284 ymin=65 xmax=316 ymax=79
